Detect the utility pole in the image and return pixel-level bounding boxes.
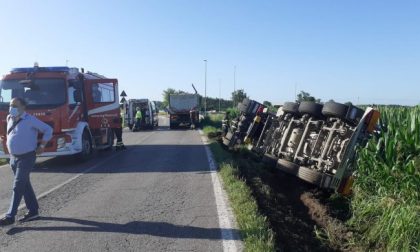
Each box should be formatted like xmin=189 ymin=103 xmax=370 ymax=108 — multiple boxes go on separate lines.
xmin=294 ymin=83 xmax=297 ymax=101
xmin=204 ymin=60 xmax=207 ymax=115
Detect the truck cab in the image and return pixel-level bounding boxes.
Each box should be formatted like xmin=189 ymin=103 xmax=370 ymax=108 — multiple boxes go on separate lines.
xmin=0 ymin=65 xmax=120 ymax=161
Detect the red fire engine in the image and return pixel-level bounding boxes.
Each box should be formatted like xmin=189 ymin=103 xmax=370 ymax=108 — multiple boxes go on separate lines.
xmin=0 ymin=64 xmax=120 ymax=161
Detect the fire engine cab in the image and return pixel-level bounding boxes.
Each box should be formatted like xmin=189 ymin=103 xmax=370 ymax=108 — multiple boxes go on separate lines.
xmin=0 ymin=64 xmax=120 ymax=161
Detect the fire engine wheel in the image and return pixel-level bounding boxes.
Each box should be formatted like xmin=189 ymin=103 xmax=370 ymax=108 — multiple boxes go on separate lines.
xmin=298 ymin=101 xmax=323 ymax=118
xmin=262 ymin=153 xmax=278 ymax=167
xmin=77 ymin=131 xmax=93 ymax=161
xmin=282 ymin=102 xmax=300 ymax=114
xmin=322 ymin=101 xmax=349 ymax=119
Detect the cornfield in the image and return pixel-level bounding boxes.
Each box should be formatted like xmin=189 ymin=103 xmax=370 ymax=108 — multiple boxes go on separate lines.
xmin=350 ymin=105 xmax=420 ymax=251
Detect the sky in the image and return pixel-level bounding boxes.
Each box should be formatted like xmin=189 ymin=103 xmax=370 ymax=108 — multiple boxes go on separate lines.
xmin=0 ymin=0 xmax=419 ymax=105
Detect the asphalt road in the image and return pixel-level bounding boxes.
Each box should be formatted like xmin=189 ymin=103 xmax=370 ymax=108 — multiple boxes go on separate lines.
xmin=0 ymin=116 xmax=240 ymax=252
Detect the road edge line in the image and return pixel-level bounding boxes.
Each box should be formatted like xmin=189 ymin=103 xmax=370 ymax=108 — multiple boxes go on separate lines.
xmin=199 ymin=129 xmax=243 ymax=252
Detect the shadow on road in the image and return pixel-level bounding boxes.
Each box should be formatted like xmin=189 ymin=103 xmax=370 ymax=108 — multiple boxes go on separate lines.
xmin=6 ymin=216 xmax=240 ymax=241
xmin=32 ymin=144 xmax=212 ymax=174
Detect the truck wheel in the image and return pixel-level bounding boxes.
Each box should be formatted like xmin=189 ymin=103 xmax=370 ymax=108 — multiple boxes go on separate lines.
xmin=276 ymin=159 xmax=300 ymax=175
xmin=282 ymin=102 xmax=300 ymax=114
xmin=322 ymin=101 xmax=349 ymax=119
xmin=298 ymin=101 xmax=323 ymax=118
xmin=294 ymin=166 xmax=323 ymax=186
xmin=77 ymin=130 xmax=92 ymax=162
xmin=262 ymin=153 xmax=278 ymax=167
xmin=169 ymin=123 xmax=176 ymax=129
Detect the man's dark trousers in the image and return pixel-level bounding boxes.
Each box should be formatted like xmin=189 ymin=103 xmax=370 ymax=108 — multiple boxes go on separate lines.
xmin=6 ymin=151 xmax=38 ymax=218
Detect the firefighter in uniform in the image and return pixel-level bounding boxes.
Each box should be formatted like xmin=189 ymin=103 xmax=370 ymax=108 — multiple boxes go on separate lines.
xmin=113 ymin=108 xmax=126 ymax=151
xmin=135 ymin=107 xmax=142 ymax=131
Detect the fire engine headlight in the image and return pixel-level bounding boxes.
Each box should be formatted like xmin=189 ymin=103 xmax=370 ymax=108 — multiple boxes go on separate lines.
xmin=57 ymin=137 xmax=66 ymax=149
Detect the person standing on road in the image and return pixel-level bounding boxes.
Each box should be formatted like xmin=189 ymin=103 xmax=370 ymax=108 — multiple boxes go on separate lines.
xmin=134 ymin=107 xmax=142 ymax=131
xmin=113 ymin=107 xmax=126 ymax=151
xmin=0 ymin=97 xmax=53 ymax=226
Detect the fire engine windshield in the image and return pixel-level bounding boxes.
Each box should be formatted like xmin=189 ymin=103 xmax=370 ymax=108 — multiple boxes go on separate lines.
xmin=0 ymin=78 xmax=66 ymax=108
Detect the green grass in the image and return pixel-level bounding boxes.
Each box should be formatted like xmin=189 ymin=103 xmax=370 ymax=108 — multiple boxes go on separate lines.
xmin=349 ymin=106 xmax=420 ymax=251
xmin=208 ymin=141 xmax=275 ymax=252
xmin=201 ymin=119 xmax=275 ymax=251
xmin=202 ymin=106 xmax=420 ymax=251
xmin=0 ymin=159 xmax=7 ymax=165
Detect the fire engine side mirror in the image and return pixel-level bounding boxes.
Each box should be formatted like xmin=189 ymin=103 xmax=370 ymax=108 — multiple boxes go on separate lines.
xmin=73 ymin=90 xmax=83 ymax=103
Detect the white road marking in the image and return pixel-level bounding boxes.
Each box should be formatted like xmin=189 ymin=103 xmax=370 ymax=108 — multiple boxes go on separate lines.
xmin=199 ymin=129 xmax=242 ymax=252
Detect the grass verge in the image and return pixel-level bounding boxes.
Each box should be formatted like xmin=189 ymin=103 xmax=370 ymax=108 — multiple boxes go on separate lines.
xmin=205 ymin=130 xmax=275 ymax=251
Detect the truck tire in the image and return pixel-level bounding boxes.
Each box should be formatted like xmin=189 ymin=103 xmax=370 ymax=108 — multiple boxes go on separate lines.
xmin=277 ymin=159 xmax=323 ymax=186
xmin=282 ymin=102 xmax=299 ymax=114
xmin=77 ymin=130 xmax=93 ymax=162
xmin=294 ymin=166 xmax=323 ymax=186
xmin=276 ymin=159 xmax=300 ymax=175
xmin=298 ymin=101 xmax=323 ymax=118
xmin=169 ymin=123 xmax=177 ymax=129
xmin=322 ymin=101 xmax=349 ymax=119
xmin=262 ymin=153 xmax=278 ymax=167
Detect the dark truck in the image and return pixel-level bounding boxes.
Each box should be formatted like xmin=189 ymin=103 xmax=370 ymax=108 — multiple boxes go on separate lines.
xmin=224 ymin=98 xmax=380 ymax=195
xmin=221 ymin=98 xmax=266 ymax=149
xmin=248 ymin=101 xmax=380 ymax=194
xmin=168 ymin=94 xmax=200 ymax=129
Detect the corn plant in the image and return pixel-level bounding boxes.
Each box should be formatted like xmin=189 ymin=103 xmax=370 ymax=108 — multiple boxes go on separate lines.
xmin=350 ymin=105 xmax=420 ymax=251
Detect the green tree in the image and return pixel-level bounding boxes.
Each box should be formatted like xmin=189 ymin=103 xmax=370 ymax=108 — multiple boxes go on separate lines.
xmin=162 ymin=88 xmax=177 ymax=107
xmin=263 ymin=101 xmax=272 ymax=107
xmin=232 ymin=89 xmax=248 ymax=106
xmin=296 ymin=90 xmax=321 ymax=103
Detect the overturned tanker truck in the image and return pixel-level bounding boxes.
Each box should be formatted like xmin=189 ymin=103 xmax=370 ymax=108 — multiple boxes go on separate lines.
xmin=223 ymin=99 xmax=380 ymax=195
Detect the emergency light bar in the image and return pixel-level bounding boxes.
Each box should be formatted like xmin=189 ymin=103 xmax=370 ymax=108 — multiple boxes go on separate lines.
xmin=11 ymin=66 xmax=70 ymax=73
